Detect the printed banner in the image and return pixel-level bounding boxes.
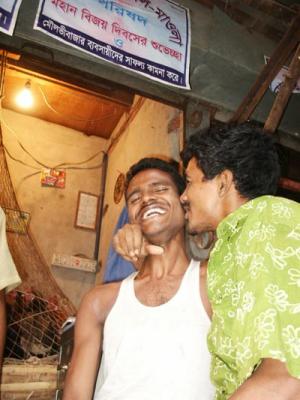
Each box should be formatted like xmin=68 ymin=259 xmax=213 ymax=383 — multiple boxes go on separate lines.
xmin=34 ymin=0 xmax=191 ymax=89
xmin=0 ymin=0 xmax=23 ymax=35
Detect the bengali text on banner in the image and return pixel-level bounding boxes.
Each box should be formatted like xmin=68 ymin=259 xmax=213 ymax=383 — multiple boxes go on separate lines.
xmin=34 ymin=0 xmax=191 ymax=89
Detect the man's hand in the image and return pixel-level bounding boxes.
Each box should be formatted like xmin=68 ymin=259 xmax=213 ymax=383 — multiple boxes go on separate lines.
xmin=112 ymin=223 xmax=164 ymax=267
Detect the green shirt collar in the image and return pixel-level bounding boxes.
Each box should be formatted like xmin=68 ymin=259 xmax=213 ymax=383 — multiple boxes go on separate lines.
xmin=216 ymin=197 xmax=261 ymax=240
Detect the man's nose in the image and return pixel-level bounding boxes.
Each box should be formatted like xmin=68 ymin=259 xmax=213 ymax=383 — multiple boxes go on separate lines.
xmin=141 ymin=190 xmax=155 ymax=203
xmin=180 ymin=190 xmax=187 ymax=204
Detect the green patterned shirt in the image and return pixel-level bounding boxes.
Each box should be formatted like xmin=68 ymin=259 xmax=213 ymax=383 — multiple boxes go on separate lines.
xmin=207 ymin=195 xmax=300 ymax=399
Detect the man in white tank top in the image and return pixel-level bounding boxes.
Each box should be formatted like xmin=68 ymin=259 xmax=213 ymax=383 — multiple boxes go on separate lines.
xmin=63 ymin=158 xmax=215 ymax=400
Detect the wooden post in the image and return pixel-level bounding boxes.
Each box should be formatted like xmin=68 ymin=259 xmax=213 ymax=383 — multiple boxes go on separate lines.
xmin=264 ymin=44 xmax=300 ymax=133
xmin=231 ymin=15 xmax=300 ymax=123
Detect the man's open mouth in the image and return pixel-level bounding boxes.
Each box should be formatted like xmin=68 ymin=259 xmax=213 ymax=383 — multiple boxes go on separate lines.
xmin=141 ymin=207 xmax=167 ymax=220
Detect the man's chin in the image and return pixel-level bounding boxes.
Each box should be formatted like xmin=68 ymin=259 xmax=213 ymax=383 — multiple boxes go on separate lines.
xmin=185 ymin=221 xmax=198 ymax=236
xmin=142 ymin=228 xmax=179 ymax=247
xmin=185 ymin=224 xmax=207 ymax=236
xmin=141 ymin=226 xmax=163 ymax=241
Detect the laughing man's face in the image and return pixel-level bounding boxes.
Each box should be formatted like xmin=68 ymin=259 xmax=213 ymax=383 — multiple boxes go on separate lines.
xmin=126 ymin=169 xmax=185 ymax=245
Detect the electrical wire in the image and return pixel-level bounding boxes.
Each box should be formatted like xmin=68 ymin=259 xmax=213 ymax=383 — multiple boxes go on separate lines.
xmin=0 ymin=114 xmax=51 ymax=168
xmin=59 ymin=163 xmax=104 ymax=170
xmin=2 ymin=144 xmax=41 ymax=170
xmin=0 ymin=74 xmax=110 ymax=173
xmin=53 ymin=149 xmax=105 ymax=168
xmin=0 ymin=50 xmax=7 ymax=99
xmin=3 ymin=144 xmax=104 ymax=171
xmin=0 ymin=61 xmax=112 ymax=200
xmin=4 ymin=145 xmax=105 ymax=196
xmin=0 ymin=111 xmax=105 ymax=170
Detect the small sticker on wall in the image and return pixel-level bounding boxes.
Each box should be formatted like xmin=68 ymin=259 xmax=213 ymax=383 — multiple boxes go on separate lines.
xmin=264 ymin=55 xmax=300 ymax=94
xmin=41 ymin=169 xmax=66 ymax=188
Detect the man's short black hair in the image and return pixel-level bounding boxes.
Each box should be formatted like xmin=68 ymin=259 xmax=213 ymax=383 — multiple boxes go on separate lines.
xmin=125 ymin=157 xmax=185 ymax=198
xmin=181 ymin=122 xmax=280 ymax=199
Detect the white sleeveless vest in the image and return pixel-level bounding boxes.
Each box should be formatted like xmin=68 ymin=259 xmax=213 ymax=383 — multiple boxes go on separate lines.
xmin=94 ymin=259 xmax=215 ymax=400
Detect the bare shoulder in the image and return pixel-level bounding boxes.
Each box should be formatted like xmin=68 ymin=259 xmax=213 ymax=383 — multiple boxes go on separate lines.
xmin=77 ymin=281 xmax=122 ymax=326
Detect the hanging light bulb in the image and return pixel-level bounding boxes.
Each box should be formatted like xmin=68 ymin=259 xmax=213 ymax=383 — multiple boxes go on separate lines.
xmin=16 ymin=80 xmax=34 ymax=108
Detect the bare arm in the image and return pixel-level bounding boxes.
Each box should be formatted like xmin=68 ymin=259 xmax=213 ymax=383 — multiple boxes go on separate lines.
xmin=63 ymin=284 xmax=120 ymax=400
xmin=0 ymin=289 xmax=6 ymax=373
xmin=229 ymin=359 xmax=300 ymax=400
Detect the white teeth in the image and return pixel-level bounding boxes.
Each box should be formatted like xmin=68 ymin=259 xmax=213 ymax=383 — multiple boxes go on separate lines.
xmin=142 ymin=208 xmax=166 ymax=220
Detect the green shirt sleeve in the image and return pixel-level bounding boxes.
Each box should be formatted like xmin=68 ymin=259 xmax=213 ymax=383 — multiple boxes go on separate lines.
xmin=233 ymin=201 xmax=300 ymax=382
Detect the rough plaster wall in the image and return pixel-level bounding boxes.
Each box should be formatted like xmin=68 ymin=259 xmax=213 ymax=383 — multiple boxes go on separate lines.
xmin=2 ymin=109 xmax=106 ymax=308
xmin=97 ymin=97 xmax=182 ymax=283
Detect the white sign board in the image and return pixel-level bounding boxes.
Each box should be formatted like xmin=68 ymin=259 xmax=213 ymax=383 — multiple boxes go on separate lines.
xmin=34 ymin=0 xmax=191 ymax=89
xmin=0 ymin=0 xmax=22 ymax=35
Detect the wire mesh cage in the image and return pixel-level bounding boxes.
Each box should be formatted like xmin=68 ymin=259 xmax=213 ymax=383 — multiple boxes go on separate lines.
xmin=2 ymin=290 xmax=70 ymax=399
xmin=5 ymin=290 xmax=67 ymax=361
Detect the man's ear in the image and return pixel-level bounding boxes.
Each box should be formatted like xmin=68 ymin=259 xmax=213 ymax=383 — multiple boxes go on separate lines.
xmin=218 ymin=170 xmax=234 ymax=197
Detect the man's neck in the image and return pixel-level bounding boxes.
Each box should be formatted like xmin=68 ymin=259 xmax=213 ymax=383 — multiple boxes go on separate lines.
xmin=139 ymin=232 xmax=189 ymax=279
xmin=134 ymin=232 xmax=190 ymax=307
xmin=222 ymin=191 xmax=249 ymax=221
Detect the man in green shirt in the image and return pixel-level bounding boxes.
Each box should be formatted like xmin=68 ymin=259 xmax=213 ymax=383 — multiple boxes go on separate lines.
xmin=180 ymin=123 xmax=300 ymax=399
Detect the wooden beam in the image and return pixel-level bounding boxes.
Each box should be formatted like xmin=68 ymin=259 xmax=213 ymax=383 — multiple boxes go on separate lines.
xmin=264 ymin=44 xmax=300 ymax=133
xmin=230 ymin=15 xmax=300 ymax=123
xmin=279 ymin=177 xmax=300 ymax=193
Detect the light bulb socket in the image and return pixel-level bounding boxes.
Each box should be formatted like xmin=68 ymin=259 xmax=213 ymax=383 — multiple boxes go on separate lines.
xmin=25 ymin=80 xmax=31 ymax=89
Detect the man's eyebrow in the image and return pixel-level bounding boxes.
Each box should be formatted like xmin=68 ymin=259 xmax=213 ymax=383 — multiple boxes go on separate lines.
xmin=150 ymin=180 xmax=172 ymax=187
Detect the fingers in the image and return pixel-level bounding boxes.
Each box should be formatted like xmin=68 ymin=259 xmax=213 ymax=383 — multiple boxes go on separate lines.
xmin=146 ymin=244 xmax=164 ymax=255
xmin=112 ymin=224 xmax=145 ymax=262
xmin=112 ymin=224 xmax=165 ymax=268
xmin=132 ymin=226 xmax=145 ymax=259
